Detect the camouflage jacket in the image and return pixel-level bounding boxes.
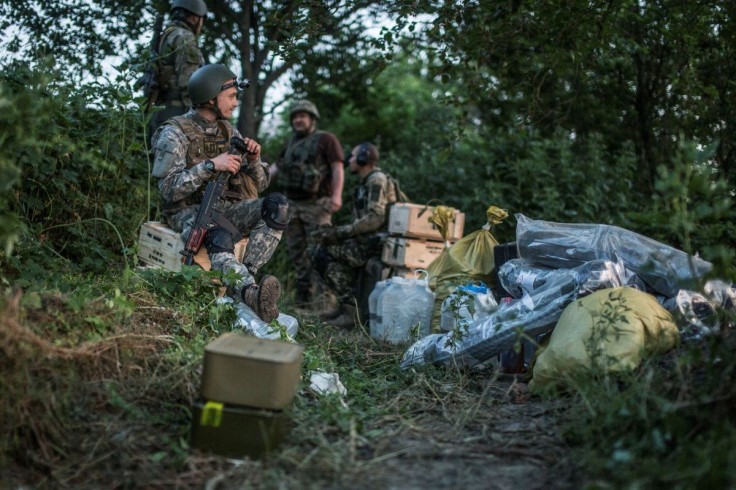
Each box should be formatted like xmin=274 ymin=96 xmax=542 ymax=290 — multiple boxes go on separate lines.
xmin=151 ymin=109 xmax=270 ymax=216
xmin=339 ymin=169 xmax=398 ymax=238
xmin=157 ymin=20 xmax=203 ymax=106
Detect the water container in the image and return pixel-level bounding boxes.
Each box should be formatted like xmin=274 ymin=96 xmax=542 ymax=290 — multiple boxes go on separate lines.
xmin=380 ymin=272 xmax=435 ymax=343
xmin=369 ymin=279 xmax=391 ymax=339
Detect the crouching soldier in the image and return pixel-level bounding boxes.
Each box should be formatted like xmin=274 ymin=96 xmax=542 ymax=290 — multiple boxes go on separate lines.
xmin=310 ymin=142 xmax=400 ymax=328
xmin=152 ymin=64 xmax=289 ymax=322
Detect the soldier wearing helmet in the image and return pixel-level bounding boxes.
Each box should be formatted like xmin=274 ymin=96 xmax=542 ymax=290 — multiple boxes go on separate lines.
xmin=309 ymin=143 xmax=402 ymax=328
xmin=147 ymin=0 xmax=208 ymax=141
xmin=151 ymin=64 xmax=289 ymax=323
xmin=269 ymin=99 xmax=345 ymax=309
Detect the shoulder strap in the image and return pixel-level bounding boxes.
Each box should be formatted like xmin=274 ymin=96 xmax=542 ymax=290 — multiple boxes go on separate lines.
xmin=382 ymin=171 xmax=410 ymax=203
xmin=157 ymin=25 xmax=178 ymax=59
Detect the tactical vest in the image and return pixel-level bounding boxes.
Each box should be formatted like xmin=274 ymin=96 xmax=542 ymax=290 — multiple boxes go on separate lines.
xmin=154 ymin=26 xmax=178 ymax=97
xmin=156 ymin=22 xmax=202 ymax=104
xmin=353 ymin=169 xmax=404 ymax=232
xmin=160 ymin=116 xmax=255 ymax=214
xmin=276 ymin=130 xmax=329 ymax=198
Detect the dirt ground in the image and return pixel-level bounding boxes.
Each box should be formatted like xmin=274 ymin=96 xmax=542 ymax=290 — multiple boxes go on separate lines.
xmin=0 ymin=292 xmax=579 ymax=489
xmin=194 ymin=370 xmax=579 ymax=490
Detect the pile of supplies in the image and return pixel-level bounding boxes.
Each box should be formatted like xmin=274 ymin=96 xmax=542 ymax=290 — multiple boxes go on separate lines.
xmin=367 ymin=209 xmax=734 ymax=391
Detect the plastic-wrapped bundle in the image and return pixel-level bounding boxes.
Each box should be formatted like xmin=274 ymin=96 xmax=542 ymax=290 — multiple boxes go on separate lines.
xmin=662 ymin=279 xmax=736 ymax=341
xmin=499 ymin=258 xmax=645 ymax=299
xmin=440 ymin=282 xmax=498 ymax=332
xmin=234 ymin=303 xmax=299 ymax=340
xmin=515 ymin=214 xmax=712 ymax=297
xmin=400 ymin=260 xmax=628 ymax=369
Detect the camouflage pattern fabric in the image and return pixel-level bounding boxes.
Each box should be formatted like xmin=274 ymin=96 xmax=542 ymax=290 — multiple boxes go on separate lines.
xmin=311 ymin=169 xmax=397 ymax=306
xmin=285 ymin=196 xmax=333 ymax=291
xmin=147 ymin=20 xmax=203 ymax=144
xmin=314 ymin=238 xmax=382 ymax=305
xmin=158 ymin=20 xmax=203 ymax=107
xmin=153 ymin=110 xmax=279 ymax=295
xmin=166 ymin=199 xmax=282 ymax=293
xmin=340 ymin=169 xmax=397 ymax=237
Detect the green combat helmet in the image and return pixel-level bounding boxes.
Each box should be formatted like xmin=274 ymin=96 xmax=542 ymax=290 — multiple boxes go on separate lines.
xmin=171 ymin=0 xmax=208 ymax=17
xmin=289 ymin=99 xmax=320 ymax=120
xmin=188 ymin=64 xmax=238 ymax=105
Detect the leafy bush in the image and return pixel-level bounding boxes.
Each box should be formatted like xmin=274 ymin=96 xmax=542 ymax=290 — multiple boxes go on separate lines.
xmin=0 ymin=60 xmax=150 ymax=278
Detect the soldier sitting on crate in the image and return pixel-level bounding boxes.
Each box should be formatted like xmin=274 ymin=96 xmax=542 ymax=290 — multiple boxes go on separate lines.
xmin=310 ymin=142 xmax=406 ymax=328
xmin=151 ymin=64 xmax=289 ymax=323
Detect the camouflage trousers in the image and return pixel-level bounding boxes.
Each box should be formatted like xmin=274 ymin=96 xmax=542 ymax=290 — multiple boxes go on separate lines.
xmin=311 ymin=236 xmax=382 ymax=306
xmin=165 ymin=198 xmax=282 ymax=295
xmin=285 ymin=196 xmax=333 ymax=291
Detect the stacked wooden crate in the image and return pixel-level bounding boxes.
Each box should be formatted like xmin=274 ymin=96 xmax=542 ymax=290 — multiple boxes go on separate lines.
xmin=191 ymin=333 xmax=303 ymax=459
xmin=137 ymin=221 xmax=248 ymax=272
xmin=381 ymin=203 xmax=465 ymax=272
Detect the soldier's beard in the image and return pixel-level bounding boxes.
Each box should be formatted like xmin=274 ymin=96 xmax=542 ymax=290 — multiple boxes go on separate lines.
xmin=293 ymin=122 xmax=315 ymax=137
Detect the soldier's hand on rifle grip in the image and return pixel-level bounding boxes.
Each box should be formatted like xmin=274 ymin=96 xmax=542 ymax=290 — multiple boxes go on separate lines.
xmin=212 ymin=152 xmax=243 ymax=174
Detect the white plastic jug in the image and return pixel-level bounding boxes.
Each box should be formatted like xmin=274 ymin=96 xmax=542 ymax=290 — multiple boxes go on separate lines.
xmin=380 ymin=271 xmax=435 ymax=343
xmin=369 ymin=278 xmax=392 ymax=339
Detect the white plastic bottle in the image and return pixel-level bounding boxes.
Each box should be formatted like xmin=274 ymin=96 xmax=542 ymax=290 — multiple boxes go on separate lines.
xmin=380 ymin=277 xmax=412 ymax=342
xmin=369 ymin=279 xmax=391 ymax=339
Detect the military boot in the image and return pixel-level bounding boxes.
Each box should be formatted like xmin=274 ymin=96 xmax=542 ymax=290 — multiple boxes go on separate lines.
xmin=327 ymin=304 xmax=357 ymax=329
xmin=242 ymin=275 xmax=281 ymax=323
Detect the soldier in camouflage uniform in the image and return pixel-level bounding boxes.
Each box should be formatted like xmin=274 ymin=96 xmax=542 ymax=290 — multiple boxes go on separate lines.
xmin=269 ymin=100 xmax=345 ymax=308
xmin=152 ymin=64 xmax=289 ymax=322
xmin=310 ymin=142 xmax=398 ymax=328
xmin=148 ymin=0 xmax=207 ymax=143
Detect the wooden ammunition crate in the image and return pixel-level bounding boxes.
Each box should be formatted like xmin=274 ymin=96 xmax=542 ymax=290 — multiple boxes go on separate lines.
xmin=388 ymin=203 xmax=465 ymax=241
xmin=138 ymin=221 xmax=247 ymax=272
xmin=381 ymin=236 xmax=446 ymax=270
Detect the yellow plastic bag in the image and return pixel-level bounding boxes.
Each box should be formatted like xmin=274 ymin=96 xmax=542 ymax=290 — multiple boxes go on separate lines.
xmin=530 ymin=287 xmax=680 ymax=392
xmin=426 ymin=206 xmax=508 ymax=332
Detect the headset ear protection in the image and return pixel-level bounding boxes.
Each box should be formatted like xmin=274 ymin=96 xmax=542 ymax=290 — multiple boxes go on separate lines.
xmin=356 ymin=142 xmax=370 ymax=166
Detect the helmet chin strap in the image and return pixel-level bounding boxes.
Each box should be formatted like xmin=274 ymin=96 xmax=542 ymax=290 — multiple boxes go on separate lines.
xmin=200 ymin=99 xmax=226 ymax=120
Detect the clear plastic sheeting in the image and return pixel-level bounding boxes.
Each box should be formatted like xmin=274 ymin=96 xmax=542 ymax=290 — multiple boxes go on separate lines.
xmin=498 ymin=258 xmax=645 ymax=299
xmin=515 ymin=214 xmax=712 ymax=297
xmin=662 ymin=280 xmax=736 ymax=341
xmin=401 ymin=260 xmax=629 ymax=369
xmin=233 ymin=302 xmax=299 ymax=340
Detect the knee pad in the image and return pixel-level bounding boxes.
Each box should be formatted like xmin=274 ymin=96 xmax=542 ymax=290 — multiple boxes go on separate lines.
xmin=261 ymin=193 xmax=289 ymax=230
xmin=203 ymin=226 xmax=236 ymax=254
xmin=311 ymin=245 xmax=333 ymax=277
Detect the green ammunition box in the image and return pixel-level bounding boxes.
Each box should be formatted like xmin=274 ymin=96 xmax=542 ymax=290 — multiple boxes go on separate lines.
xmin=190 ymin=400 xmax=289 ymax=459
xmin=201 ymin=333 xmax=303 ymax=410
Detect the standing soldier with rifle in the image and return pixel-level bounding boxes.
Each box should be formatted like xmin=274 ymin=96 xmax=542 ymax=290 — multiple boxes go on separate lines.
xmin=152 ymin=64 xmax=289 ymax=322
xmin=145 ymin=0 xmax=207 ymax=146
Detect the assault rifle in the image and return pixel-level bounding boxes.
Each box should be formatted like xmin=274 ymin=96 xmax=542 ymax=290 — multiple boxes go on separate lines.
xmin=137 ymin=14 xmax=165 ymax=113
xmin=180 ymin=137 xmax=252 ymax=266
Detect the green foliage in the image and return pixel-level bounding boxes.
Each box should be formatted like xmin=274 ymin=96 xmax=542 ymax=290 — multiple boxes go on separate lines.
xmin=0 ymin=60 xmax=150 ymax=277
xmin=561 ymin=333 xmax=736 ymax=488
